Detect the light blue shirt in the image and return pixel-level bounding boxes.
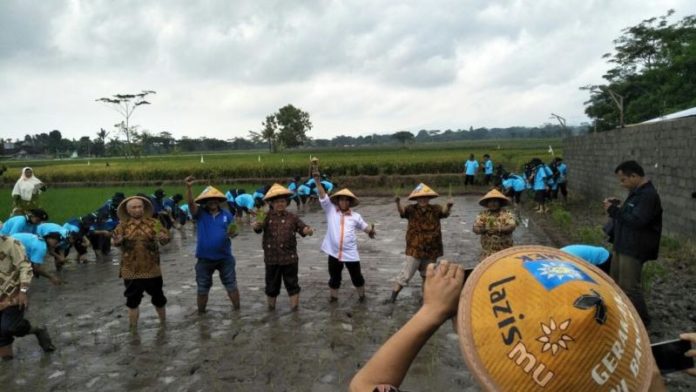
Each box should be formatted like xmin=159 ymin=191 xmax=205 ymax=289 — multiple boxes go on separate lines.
xmin=561 ymin=245 xmax=610 ymax=266
xmin=11 ymin=233 xmax=47 ymax=264
xmin=0 ymin=215 xmax=35 ymax=235
xmin=502 ymin=177 xmax=526 ymax=192
xmin=63 ymin=223 xmax=81 ymax=234
xmin=180 ymin=204 xmax=192 ymax=219
xmin=235 ymin=194 xmax=255 ymax=209
xmin=225 ymin=191 xmax=236 ymax=202
xmin=36 ymin=223 xmax=68 ymax=239
xmin=464 ymin=159 xmax=479 ymax=175
xmin=533 ymin=165 xmax=549 ymax=191
xmin=297 ymin=184 xmax=311 ymax=196
xmin=557 ymin=163 xmax=568 ymax=183
xmin=484 ymin=159 xmax=494 ymax=175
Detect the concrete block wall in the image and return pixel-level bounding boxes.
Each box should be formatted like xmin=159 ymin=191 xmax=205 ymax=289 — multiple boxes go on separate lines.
xmin=564 ymin=117 xmax=696 ymax=236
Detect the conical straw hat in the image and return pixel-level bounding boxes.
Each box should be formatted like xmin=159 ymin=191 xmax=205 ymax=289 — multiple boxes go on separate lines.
xmin=457 ymin=245 xmax=654 ymax=391
xmin=479 ymin=188 xmax=510 ymax=207
xmin=408 ymin=183 xmax=439 ymax=200
xmin=330 ymin=188 xmax=359 ymax=207
xmin=264 ymin=183 xmax=294 ymax=201
xmin=194 ymin=186 xmax=227 ymax=203
xmin=117 ymin=196 xmax=154 ymax=222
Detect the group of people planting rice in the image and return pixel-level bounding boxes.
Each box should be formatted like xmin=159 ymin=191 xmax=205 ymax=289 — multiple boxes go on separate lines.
xmin=0 ymin=156 xmax=693 ymax=391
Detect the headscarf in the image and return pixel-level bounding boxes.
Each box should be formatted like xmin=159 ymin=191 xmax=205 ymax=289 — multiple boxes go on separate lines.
xmin=12 ymin=167 xmax=43 ymax=201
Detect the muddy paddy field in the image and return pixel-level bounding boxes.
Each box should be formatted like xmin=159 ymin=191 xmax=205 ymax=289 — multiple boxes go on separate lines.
xmin=1 ymin=196 xmax=693 ymax=391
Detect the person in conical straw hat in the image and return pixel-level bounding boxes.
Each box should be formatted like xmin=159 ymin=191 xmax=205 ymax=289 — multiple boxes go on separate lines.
xmin=112 ymin=195 xmax=170 ymax=332
xmin=312 ymin=161 xmax=375 ymax=303
xmin=350 ymin=246 xmax=669 ymax=391
xmin=253 ymin=183 xmax=314 ymax=311
xmin=184 ymin=176 xmax=240 ymax=313
xmin=389 ymin=183 xmax=454 ymax=303
xmin=472 ymin=188 xmax=516 ymax=261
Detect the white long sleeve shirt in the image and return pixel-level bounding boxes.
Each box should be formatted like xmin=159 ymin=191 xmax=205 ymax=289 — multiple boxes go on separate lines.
xmin=319 ymin=195 xmax=368 ymax=262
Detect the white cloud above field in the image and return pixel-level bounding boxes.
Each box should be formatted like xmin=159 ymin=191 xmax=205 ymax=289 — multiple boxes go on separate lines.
xmin=0 ymin=0 xmax=693 ymax=140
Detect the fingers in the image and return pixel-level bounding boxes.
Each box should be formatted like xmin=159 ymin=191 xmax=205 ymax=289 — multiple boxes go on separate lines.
xmin=686 ymin=368 xmax=696 ymax=377
xmin=680 ymin=333 xmax=696 ymax=343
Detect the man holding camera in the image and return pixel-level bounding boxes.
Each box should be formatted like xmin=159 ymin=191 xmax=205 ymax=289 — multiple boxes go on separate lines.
xmin=603 ymin=160 xmax=662 ymax=327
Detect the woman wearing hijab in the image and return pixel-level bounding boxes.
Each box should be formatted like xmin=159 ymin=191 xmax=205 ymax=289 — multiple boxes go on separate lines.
xmin=11 ymin=167 xmax=46 ymax=214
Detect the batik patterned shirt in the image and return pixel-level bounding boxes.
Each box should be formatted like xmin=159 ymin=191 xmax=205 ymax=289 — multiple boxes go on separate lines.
xmin=0 ymin=235 xmax=33 ymax=300
xmin=401 ymin=204 xmax=449 ymax=261
xmin=113 ymin=218 xmax=170 ymax=279
xmin=255 ymin=210 xmax=308 ymax=265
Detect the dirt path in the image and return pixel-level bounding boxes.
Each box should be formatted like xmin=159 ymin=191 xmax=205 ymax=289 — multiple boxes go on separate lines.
xmin=0 ymin=196 xmax=552 ymax=391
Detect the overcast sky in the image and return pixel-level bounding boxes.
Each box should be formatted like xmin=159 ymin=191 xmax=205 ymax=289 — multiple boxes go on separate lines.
xmin=1 ymin=1 xmax=693 ymax=141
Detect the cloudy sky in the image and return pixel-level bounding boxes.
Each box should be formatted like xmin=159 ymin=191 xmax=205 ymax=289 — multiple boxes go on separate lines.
xmin=1 ymin=0 xmax=693 ymax=141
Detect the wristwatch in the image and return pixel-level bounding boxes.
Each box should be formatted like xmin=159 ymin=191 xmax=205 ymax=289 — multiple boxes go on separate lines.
xmin=20 ymin=287 xmax=29 ymax=293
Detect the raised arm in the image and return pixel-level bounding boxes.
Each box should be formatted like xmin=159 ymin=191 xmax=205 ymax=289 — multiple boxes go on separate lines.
xmin=395 ymin=197 xmax=405 ymax=216
xmin=312 ymin=167 xmax=327 ymax=199
xmin=349 ymin=261 xmax=465 ymax=391
xmin=185 ymin=176 xmax=199 ymax=217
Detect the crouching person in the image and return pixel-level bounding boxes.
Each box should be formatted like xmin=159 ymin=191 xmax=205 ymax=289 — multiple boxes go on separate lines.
xmin=253 ymin=184 xmax=314 ymax=311
xmin=112 ymin=196 xmax=170 ymax=332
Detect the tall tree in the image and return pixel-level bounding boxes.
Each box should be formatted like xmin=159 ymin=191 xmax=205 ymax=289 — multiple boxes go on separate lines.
xmin=581 ymin=11 xmax=696 ymax=130
xmin=274 ymin=104 xmax=312 ymax=149
xmin=392 ymin=131 xmax=415 ymax=146
xmin=96 ymin=90 xmax=156 ymax=157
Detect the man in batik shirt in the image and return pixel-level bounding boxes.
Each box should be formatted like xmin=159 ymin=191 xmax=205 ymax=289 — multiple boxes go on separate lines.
xmin=472 ymin=189 xmax=516 ymax=261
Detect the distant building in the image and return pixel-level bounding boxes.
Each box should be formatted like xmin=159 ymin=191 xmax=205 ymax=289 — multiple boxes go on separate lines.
xmin=642 ymin=106 xmax=696 ymax=123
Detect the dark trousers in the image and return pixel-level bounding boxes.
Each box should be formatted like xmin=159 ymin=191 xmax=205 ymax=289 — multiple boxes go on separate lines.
xmin=328 ymin=256 xmax=365 ymax=289
xmin=464 ymin=175 xmax=475 ymax=186
xmin=610 ymin=252 xmax=650 ymax=326
xmin=87 ymin=233 xmax=111 ymax=255
xmin=265 ymin=263 xmax=301 ymax=297
xmin=123 ymin=276 xmax=167 ymax=309
xmin=484 ymin=174 xmax=492 ymax=185
xmin=0 ymin=306 xmax=32 ymax=347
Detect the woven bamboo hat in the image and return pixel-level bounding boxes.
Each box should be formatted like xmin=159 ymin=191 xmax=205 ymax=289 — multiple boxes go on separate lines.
xmin=117 ymin=196 xmax=154 ymax=221
xmin=457 ymin=245 xmax=654 ymax=391
xmin=479 ymin=188 xmax=510 ymax=207
xmin=194 ymin=186 xmax=227 ymax=204
xmin=408 ymin=183 xmax=439 ymax=200
xmin=330 ymin=188 xmax=359 ymax=207
xmin=264 ymin=183 xmax=294 ymax=201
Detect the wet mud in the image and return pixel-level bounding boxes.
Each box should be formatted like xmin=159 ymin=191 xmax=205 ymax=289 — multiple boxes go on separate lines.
xmin=0 ymin=196 xmax=554 ymax=391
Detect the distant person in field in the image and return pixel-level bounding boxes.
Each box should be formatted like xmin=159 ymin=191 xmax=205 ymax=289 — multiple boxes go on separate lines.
xmin=528 ymin=158 xmax=551 ymax=213
xmin=551 ymin=157 xmax=568 ymax=202
xmin=287 ymin=176 xmax=303 ymax=211
xmin=62 ymin=214 xmax=96 ymax=263
xmin=603 ymin=160 xmax=662 ymax=326
xmin=390 ymin=183 xmax=453 ymax=303
xmin=501 ymin=173 xmax=526 ymax=206
xmin=11 ymin=167 xmax=46 ymax=215
xmin=463 ymin=154 xmax=479 ymax=186
xmin=313 ymin=163 xmax=376 ymax=303
xmin=234 ymin=190 xmax=255 ymax=223
xmin=185 ymin=177 xmax=241 ymax=313
xmin=87 ymin=209 xmax=117 ymax=260
xmin=482 ymin=154 xmax=494 ymax=185
xmin=253 ymin=184 xmax=314 ymax=311
xmin=472 ymin=189 xmax=516 ymax=261
xmin=112 ymin=196 xmax=171 ymax=332
xmin=11 ymin=232 xmax=63 ymax=286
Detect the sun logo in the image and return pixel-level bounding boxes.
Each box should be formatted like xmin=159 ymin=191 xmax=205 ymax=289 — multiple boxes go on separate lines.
xmin=537 ymin=318 xmax=574 ymax=355
xmin=537 ymin=262 xmax=583 ymax=280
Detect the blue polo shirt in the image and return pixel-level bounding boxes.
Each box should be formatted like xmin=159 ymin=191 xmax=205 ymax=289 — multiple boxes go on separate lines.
xmin=235 ymin=194 xmax=255 ymax=210
xmin=0 ymin=215 xmax=35 ymax=235
xmin=503 ymin=177 xmax=526 ymax=192
xmin=194 ymin=208 xmax=234 ymax=260
xmin=321 ymin=180 xmax=334 ymax=193
xmin=484 ymin=159 xmax=494 ymax=175
xmin=36 ymin=223 xmax=68 ymax=239
xmin=464 ymin=159 xmax=479 ymax=175
xmin=11 ymin=233 xmax=47 ymax=264
xmin=297 ymin=184 xmax=310 ymax=196
xmin=561 ymin=245 xmax=610 ymax=266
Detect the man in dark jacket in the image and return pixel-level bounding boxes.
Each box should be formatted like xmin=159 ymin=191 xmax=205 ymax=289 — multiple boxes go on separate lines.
xmin=603 ymin=160 xmax=662 ymax=326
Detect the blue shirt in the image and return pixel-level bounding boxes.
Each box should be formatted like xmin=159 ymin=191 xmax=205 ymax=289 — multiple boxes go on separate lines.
xmin=225 ymin=190 xmax=237 ymax=202
xmin=533 ymin=165 xmax=550 ymax=191
xmin=297 ymin=184 xmax=311 ymax=196
xmin=36 ymin=223 xmax=68 ymax=239
xmin=234 ymin=194 xmax=255 ymax=210
xmin=63 ymin=223 xmax=81 ymax=234
xmin=11 ymin=233 xmax=47 ymax=264
xmin=321 ymin=180 xmax=334 ymax=194
xmin=557 ymin=163 xmax=568 ymax=183
xmin=194 ymin=208 xmax=234 ymax=260
xmin=180 ymin=204 xmax=192 ymax=219
xmin=561 ymin=245 xmax=610 ymax=266
xmin=484 ymin=159 xmax=494 ymax=175
xmin=0 ymin=215 xmax=36 ymax=235
xmin=503 ymin=177 xmax=526 ymax=192
xmin=150 ymin=197 xmax=165 ymax=215
xmin=464 ymin=159 xmax=479 ymax=175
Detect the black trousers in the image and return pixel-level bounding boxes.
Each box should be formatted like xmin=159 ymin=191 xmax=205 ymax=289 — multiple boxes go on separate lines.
xmin=123 ymin=276 xmax=167 ymax=309
xmin=265 ymin=263 xmax=301 ymax=297
xmin=87 ymin=233 xmax=111 ymax=255
xmin=464 ymin=175 xmax=475 ymax=185
xmin=0 ymin=306 xmax=32 ymax=347
xmin=328 ymin=256 xmax=365 ymax=289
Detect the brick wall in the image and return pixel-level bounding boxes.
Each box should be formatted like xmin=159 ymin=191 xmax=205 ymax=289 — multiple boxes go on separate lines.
xmin=564 ymin=117 xmax=696 ymax=236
